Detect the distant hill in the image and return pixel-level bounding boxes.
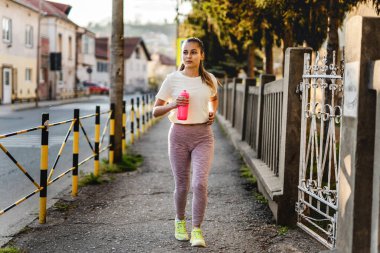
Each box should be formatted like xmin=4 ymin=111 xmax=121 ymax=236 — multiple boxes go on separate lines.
xmin=87 ymin=21 xmax=177 ymax=58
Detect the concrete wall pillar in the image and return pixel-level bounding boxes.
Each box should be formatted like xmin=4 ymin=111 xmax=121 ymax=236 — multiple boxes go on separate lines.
xmin=335 ymin=16 xmax=380 ymax=253
xmin=370 ymin=60 xmax=380 ymax=253
xmin=277 ymin=47 xmax=312 ymax=225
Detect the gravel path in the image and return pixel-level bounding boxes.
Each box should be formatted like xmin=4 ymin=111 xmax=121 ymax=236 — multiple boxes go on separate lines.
xmin=4 ymin=118 xmax=326 ymax=253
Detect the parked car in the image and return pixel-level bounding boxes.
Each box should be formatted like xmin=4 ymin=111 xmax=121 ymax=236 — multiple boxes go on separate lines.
xmin=82 ymin=81 xmax=109 ymax=95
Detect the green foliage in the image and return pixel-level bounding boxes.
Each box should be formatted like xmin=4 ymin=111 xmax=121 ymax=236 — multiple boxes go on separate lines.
xmin=101 ymin=152 xmax=143 ymax=173
xmin=53 ymin=202 xmax=71 ymax=212
xmin=79 ymin=173 xmax=104 ymax=187
xmin=0 ymin=247 xmax=23 ymax=253
xmin=278 ymin=226 xmax=289 ymax=236
xmin=181 ymin=1 xmax=248 ymax=77
xmin=240 ymin=165 xmax=267 ymax=204
xmin=118 ymin=153 xmax=143 ymax=172
xmin=240 ymin=165 xmax=257 ymax=186
xmin=183 ymin=0 xmax=380 ymax=76
xmin=255 ymin=192 xmax=268 ymax=204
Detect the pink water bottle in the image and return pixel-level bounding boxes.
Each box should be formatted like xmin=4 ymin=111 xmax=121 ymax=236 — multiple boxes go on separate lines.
xmin=177 ymin=90 xmax=189 ymax=120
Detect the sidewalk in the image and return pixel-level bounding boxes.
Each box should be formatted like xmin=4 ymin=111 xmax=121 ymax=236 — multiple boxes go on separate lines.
xmin=0 ymin=96 xmax=102 ymax=116
xmin=3 ymin=119 xmax=325 ymax=253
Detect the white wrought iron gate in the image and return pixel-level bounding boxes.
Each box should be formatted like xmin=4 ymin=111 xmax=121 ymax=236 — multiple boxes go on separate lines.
xmin=295 ymin=52 xmax=344 ymax=249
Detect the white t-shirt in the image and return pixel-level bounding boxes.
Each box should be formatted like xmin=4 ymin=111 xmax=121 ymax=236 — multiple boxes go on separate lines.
xmin=156 ymin=71 xmax=218 ymax=124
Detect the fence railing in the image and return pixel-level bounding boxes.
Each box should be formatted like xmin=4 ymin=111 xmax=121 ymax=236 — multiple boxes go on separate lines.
xmin=217 ymin=48 xmax=311 ymax=225
xmin=0 ymin=93 xmax=156 ymax=224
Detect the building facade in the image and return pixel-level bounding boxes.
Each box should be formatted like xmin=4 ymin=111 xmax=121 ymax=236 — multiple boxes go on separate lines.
xmin=76 ymin=27 xmax=96 ymax=85
xmin=0 ymin=0 xmax=39 ymax=104
xmin=148 ymin=53 xmax=176 ymax=91
xmin=93 ymin=37 xmax=110 ymax=87
xmin=28 ymin=0 xmax=77 ymax=99
xmin=124 ymin=37 xmax=151 ymax=93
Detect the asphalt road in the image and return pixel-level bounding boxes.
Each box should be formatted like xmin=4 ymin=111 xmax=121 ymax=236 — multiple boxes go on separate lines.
xmin=0 ymin=94 xmax=145 ymax=245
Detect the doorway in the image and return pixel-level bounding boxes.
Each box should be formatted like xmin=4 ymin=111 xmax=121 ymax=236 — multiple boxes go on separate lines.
xmin=2 ymin=68 xmax=12 ymax=104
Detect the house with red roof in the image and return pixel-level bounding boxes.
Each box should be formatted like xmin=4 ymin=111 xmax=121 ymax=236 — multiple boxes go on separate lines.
xmin=93 ymin=37 xmax=110 ymax=87
xmin=26 ymin=0 xmax=78 ymax=99
xmin=94 ymin=36 xmax=151 ymax=93
xmin=0 ymin=0 xmax=40 ymax=104
xmin=124 ymin=37 xmax=151 ymax=93
xmin=76 ymin=27 xmax=96 ymax=85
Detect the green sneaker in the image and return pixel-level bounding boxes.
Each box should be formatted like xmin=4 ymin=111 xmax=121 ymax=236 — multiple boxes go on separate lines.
xmin=190 ymin=227 xmax=206 ymax=247
xmin=174 ymin=218 xmax=189 ymax=241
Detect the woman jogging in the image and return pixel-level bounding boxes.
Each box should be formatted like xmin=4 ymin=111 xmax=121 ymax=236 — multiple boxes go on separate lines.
xmin=153 ymin=37 xmax=218 ymax=247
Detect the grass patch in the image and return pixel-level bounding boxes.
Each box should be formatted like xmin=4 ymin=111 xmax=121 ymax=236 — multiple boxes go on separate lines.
xmin=118 ymin=153 xmax=143 ymax=172
xmin=0 ymin=247 xmax=23 ymax=253
xmin=79 ymin=173 xmax=104 ymax=187
xmin=53 ymin=202 xmax=70 ymax=212
xmin=240 ymin=165 xmax=268 ymax=205
xmin=240 ymin=165 xmax=257 ymax=186
xmin=102 ymin=152 xmax=143 ymax=173
xmin=254 ymin=192 xmax=268 ymax=204
xmin=278 ymin=226 xmax=289 ymax=235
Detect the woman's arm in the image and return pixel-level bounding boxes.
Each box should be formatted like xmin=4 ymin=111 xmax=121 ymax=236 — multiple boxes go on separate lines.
xmin=153 ymin=96 xmax=189 ymax=118
xmin=153 ymin=99 xmax=176 ymax=118
xmin=207 ymin=95 xmax=218 ymax=125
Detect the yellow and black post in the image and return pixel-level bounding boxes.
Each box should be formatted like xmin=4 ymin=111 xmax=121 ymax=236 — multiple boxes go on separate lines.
xmin=144 ymin=94 xmax=149 ymax=130
xmin=122 ymin=101 xmax=126 ymax=154
xmin=136 ymin=97 xmax=141 ymax=139
xmin=109 ymin=103 xmax=115 ymax=165
xmin=39 ymin=113 xmax=49 ymax=224
xmin=94 ymin=105 xmax=100 ymax=176
xmin=142 ymin=95 xmax=146 ymax=134
xmin=150 ymin=93 xmax=155 ymax=125
xmin=72 ymin=109 xmax=80 ymax=197
xmin=130 ymin=98 xmax=135 ymax=145
xmin=146 ymin=94 xmax=150 ymax=129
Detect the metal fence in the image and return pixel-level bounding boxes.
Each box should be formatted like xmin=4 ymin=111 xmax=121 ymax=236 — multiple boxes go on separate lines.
xmin=218 ymin=77 xmax=281 ymax=177
xmin=0 ymin=93 xmax=156 ymax=223
xmin=217 ymin=47 xmax=312 ymax=227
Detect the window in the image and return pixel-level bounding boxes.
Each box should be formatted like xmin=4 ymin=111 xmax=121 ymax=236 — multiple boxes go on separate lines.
xmin=59 ymin=71 xmax=63 ymax=81
xmin=4 ymin=70 xmax=10 ymax=85
xmin=135 ymin=48 xmax=140 ymax=59
xmin=2 ymin=18 xmax=12 ymax=43
xmin=68 ymin=36 xmax=72 ymax=59
xmin=25 ymin=68 xmax=32 ymax=82
xmin=40 ymin=68 xmax=45 ymax=82
xmin=58 ymin=33 xmax=62 ymax=52
xmin=25 ymin=25 xmax=33 ymax=47
xmin=97 ymin=62 xmax=108 ymax=72
xmin=83 ymin=35 xmax=89 ymax=54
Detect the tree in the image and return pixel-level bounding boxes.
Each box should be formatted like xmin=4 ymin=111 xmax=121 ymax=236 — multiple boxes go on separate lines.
xmin=184 ymin=0 xmax=380 ymax=78
xmin=180 ymin=1 xmax=248 ymax=77
xmin=110 ymin=0 xmax=124 ymax=163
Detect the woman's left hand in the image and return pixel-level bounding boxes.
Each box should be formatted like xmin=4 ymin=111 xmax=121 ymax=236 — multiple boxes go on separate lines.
xmin=207 ymin=112 xmax=215 ymax=125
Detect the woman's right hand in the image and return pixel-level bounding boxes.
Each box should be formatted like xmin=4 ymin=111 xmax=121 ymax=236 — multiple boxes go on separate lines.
xmin=175 ymin=95 xmax=189 ymax=107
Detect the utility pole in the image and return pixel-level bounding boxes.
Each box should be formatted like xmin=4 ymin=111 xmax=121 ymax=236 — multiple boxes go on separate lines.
xmin=35 ymin=0 xmax=42 ymax=107
xmin=110 ymin=0 xmax=124 ymax=163
xmin=176 ymin=0 xmax=180 ymax=39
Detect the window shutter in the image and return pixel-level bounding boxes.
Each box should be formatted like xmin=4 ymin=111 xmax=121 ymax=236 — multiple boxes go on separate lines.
xmin=0 ymin=66 xmax=3 ymax=103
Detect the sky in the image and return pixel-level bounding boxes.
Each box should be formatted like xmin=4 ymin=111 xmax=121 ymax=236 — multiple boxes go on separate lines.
xmin=48 ymin=0 xmax=192 ymax=26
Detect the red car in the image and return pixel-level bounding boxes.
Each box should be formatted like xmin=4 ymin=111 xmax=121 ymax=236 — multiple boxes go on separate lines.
xmin=82 ymin=82 xmax=109 ymax=95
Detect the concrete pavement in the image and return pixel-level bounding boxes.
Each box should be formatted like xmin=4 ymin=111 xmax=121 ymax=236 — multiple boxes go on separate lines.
xmin=2 ymin=116 xmax=326 ymax=252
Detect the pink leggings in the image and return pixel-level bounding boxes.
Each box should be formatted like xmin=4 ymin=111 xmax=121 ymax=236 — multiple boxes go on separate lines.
xmin=168 ymin=123 xmax=214 ymax=227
